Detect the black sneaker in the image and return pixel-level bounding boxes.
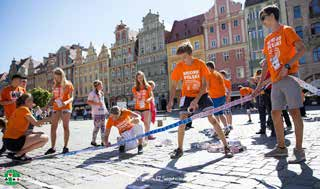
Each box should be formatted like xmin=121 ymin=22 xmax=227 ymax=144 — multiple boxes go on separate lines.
xmin=256 ymin=130 xmax=266 ymax=135
xmin=247 ymin=120 xmax=252 ymax=123
xmin=12 ymin=154 xmax=32 ymax=162
xmin=138 ymin=144 xmax=143 ymax=155
xmin=119 ymin=145 xmax=125 ymax=153
xmin=7 ymin=152 xmax=16 ymax=159
xmin=91 ymin=142 xmax=98 ymax=147
xmin=44 ymin=148 xmax=56 ymax=155
xmin=62 ymin=147 xmax=69 ymax=154
xmin=224 ymin=146 xmax=234 ymax=158
xmin=170 ymin=148 xmax=183 ymax=159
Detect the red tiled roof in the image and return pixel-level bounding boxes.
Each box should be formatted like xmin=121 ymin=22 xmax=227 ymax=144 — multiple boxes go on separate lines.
xmin=167 ymin=14 xmax=205 ymax=43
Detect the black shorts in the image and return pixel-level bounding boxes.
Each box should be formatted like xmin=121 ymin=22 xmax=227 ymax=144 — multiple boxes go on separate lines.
xmin=135 ymin=109 xmax=150 ymax=114
xmin=245 ymin=101 xmax=254 ymax=110
xmin=180 ymin=93 xmax=213 ymax=114
xmin=3 ymin=135 xmax=26 ymax=152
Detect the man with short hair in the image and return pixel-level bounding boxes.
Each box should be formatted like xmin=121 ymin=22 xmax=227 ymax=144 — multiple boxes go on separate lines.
xmin=167 ymin=42 xmax=233 ymax=159
xmin=253 ymin=5 xmax=306 ymax=163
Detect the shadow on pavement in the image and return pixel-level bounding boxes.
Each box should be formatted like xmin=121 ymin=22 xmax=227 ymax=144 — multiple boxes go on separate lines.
xmin=251 ymin=135 xmax=291 ymax=149
xmin=126 ymin=155 xmax=226 ymax=189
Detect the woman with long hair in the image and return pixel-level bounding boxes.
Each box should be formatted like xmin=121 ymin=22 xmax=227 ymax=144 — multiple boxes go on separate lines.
xmin=132 ymin=71 xmax=155 ymax=141
xmin=3 ymin=93 xmax=49 ymax=161
xmin=87 ymin=80 xmax=108 ymax=146
xmin=44 ymin=68 xmax=74 ymax=155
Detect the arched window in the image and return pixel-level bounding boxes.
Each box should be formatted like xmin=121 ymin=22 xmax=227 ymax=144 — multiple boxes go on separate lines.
xmin=313 ymin=47 xmax=320 ymax=62
xmin=310 ymin=0 xmax=320 ymax=18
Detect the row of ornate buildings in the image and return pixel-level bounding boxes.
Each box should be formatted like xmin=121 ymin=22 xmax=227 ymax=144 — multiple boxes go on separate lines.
xmin=4 ymin=0 xmax=320 ymax=109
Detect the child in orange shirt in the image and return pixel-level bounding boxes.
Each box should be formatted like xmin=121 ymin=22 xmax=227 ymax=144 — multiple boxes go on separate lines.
xmin=105 ymin=106 xmax=144 ymax=154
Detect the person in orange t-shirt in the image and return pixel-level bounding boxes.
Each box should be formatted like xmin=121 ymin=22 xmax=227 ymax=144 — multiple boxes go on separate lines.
xmin=44 ymin=68 xmax=74 ymax=155
xmin=0 ymin=74 xmax=26 ymax=119
xmin=239 ymin=86 xmax=254 ymax=123
xmin=206 ymin=62 xmax=231 ymax=136
xmin=167 ymin=42 xmax=233 ymax=159
xmin=105 ymin=106 xmax=144 ymax=154
xmin=3 ymin=93 xmax=49 ymax=162
xmin=253 ymin=5 xmax=306 ymax=163
xmin=132 ymin=71 xmax=155 ymax=141
xmin=219 ymin=70 xmax=233 ymax=129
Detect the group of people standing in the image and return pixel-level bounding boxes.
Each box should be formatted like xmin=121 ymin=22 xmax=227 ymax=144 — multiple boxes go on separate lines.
xmin=0 ymin=5 xmax=308 ymax=165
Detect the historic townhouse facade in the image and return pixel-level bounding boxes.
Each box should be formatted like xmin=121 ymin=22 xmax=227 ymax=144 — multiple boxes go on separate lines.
xmin=166 ymin=14 xmax=206 ymax=99
xmin=137 ymin=10 xmax=169 ymax=106
xmin=56 ymin=44 xmax=80 ymax=83
xmin=244 ymin=0 xmax=287 ymax=75
xmin=109 ymin=21 xmax=137 ymax=106
xmin=204 ymin=0 xmax=248 ymax=90
xmin=286 ymin=0 xmax=320 ymax=87
xmin=73 ymin=42 xmax=110 ymax=108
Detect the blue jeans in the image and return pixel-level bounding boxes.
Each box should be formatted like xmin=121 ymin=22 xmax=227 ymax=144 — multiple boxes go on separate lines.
xmin=212 ymin=96 xmax=226 ymax=116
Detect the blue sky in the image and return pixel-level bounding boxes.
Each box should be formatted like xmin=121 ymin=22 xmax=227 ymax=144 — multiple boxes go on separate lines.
xmin=0 ymin=0 xmax=245 ymax=73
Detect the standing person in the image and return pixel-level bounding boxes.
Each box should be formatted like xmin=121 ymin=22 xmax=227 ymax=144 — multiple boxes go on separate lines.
xmin=87 ymin=80 xmax=108 ymax=147
xmin=160 ymin=95 xmax=167 ymax=111
xmin=132 ymin=71 xmax=155 ymax=141
xmin=147 ymin=81 xmax=157 ymax=129
xmin=167 ymin=42 xmax=233 ymax=159
xmin=239 ymin=85 xmax=254 ymax=123
xmin=44 ymin=68 xmax=74 ymax=155
xmin=0 ymin=74 xmax=26 ymax=119
xmin=105 ymin=106 xmax=144 ymax=154
xmin=219 ymin=70 xmax=233 ymax=130
xmin=253 ymin=5 xmax=306 ymax=163
xmin=3 ymin=93 xmax=49 ymax=161
xmin=206 ymin=62 xmax=231 ymax=136
xmin=83 ymin=109 xmax=88 ymax=120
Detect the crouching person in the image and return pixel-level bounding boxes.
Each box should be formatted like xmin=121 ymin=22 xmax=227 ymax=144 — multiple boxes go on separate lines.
xmin=105 ymin=106 xmax=144 ymax=155
xmin=3 ymin=93 xmax=50 ymax=162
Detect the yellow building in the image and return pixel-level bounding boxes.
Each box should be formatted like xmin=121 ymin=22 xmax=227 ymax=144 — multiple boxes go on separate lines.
xmin=73 ymin=42 xmax=110 ymax=108
xmin=166 ymin=14 xmax=206 ymax=100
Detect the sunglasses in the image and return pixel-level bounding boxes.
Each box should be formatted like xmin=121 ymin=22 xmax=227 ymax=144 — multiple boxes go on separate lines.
xmin=260 ymin=14 xmax=269 ymax=21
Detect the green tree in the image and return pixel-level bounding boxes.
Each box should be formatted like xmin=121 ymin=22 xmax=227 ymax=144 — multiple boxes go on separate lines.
xmin=30 ymin=88 xmax=52 ymax=108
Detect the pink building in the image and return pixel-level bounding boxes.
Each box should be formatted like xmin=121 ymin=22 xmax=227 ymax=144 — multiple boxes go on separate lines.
xmin=204 ymin=0 xmax=249 ymax=89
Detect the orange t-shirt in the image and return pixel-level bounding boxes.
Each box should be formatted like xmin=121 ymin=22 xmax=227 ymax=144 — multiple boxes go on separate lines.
xmin=224 ymin=79 xmax=232 ymax=94
xmin=52 ymin=82 xmax=74 ymax=111
xmin=207 ymin=71 xmax=226 ymax=99
xmin=1 ymin=86 xmax=26 ymax=119
xmin=106 ymin=109 xmax=134 ymax=134
xmin=263 ymin=25 xmax=302 ymax=83
xmin=240 ymin=87 xmax=253 ymax=97
xmin=171 ymin=58 xmax=209 ymax=97
xmin=132 ymin=85 xmax=152 ymax=110
xmin=4 ymin=106 xmax=31 ymax=139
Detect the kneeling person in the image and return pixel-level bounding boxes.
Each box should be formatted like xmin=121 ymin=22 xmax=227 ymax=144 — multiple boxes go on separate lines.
xmin=105 ymin=106 xmax=144 ymax=154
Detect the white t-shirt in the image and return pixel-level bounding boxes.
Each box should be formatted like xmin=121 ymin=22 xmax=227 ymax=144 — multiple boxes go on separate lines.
xmin=88 ymin=91 xmax=108 ymax=116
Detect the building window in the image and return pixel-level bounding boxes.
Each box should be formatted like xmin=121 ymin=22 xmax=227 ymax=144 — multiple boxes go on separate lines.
xmin=223 ymin=52 xmax=229 ymax=62
xmin=294 ymin=6 xmax=302 ymax=18
xmin=313 ymin=47 xmax=320 ymax=62
xmin=235 ymin=35 xmax=241 ymax=43
xmin=234 ymin=20 xmax=238 ymax=27
xmin=171 ymin=47 xmax=176 ymax=55
xmin=223 ymin=37 xmax=229 ymax=45
xmin=220 ymin=6 xmax=225 ymax=13
xmin=310 ymin=0 xmax=320 ymax=18
xmin=236 ymin=67 xmax=245 ymax=78
xmin=211 ymin=40 xmax=216 ymax=48
xmin=252 ymin=30 xmax=257 ymax=39
xmin=221 ymin=23 xmax=226 ymax=30
xmin=236 ymin=49 xmax=243 ymax=60
xmin=210 ymin=26 xmax=214 ymax=33
xmin=194 ymin=41 xmax=200 ymax=50
xmin=299 ymin=56 xmax=306 ymax=64
xmin=311 ymin=22 xmax=320 ymax=35
xmin=258 ymin=28 xmax=264 ymax=38
xmin=208 ymin=53 xmax=216 ymax=61
xmin=295 ymin=26 xmax=303 ymax=38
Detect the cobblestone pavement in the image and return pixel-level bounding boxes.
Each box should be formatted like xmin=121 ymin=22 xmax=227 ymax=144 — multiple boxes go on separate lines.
xmin=0 ymin=110 xmax=320 ymax=189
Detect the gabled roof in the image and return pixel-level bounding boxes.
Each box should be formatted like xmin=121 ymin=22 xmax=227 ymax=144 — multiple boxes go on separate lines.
xmin=167 ymin=14 xmax=205 ymax=43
